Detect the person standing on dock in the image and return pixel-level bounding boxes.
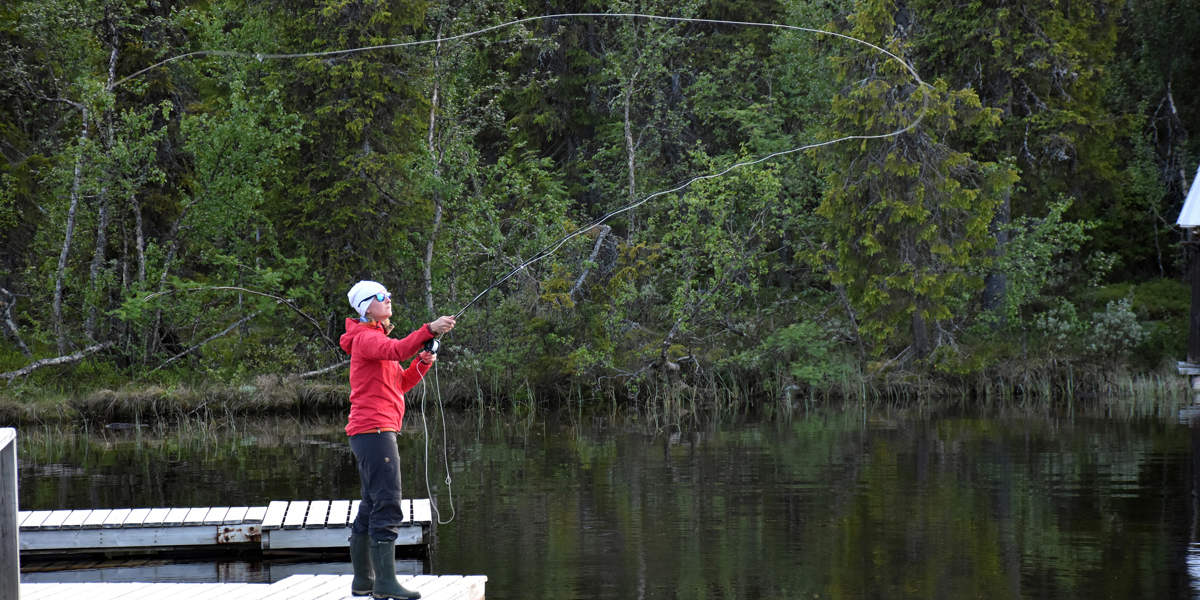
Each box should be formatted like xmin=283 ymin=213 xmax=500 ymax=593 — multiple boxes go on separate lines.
xmin=341 ymin=280 xmax=456 ymax=600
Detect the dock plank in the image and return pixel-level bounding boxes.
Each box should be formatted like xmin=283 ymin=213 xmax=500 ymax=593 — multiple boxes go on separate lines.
xmin=123 ymin=508 xmax=152 ymax=527
xmin=305 ymin=500 xmax=330 ymax=528
xmin=182 ymin=506 xmax=209 ymax=525
xmin=410 ymin=574 xmax=459 ymax=598
xmin=400 ymin=499 xmax=411 ymax=524
xmin=82 ymin=509 xmax=111 ymax=529
xmin=282 ymin=501 xmax=309 ymax=529
xmin=349 ymin=500 xmax=361 ymax=524
xmin=327 ymin=500 xmax=350 ymax=527
xmin=102 ymin=508 xmax=133 ymax=528
xmin=143 ymin=507 xmax=171 ymax=527
xmin=202 ymin=506 xmax=229 ymax=525
xmin=185 ymin=583 xmax=252 ymax=600
xmin=256 ymin=574 xmax=320 ymax=600
xmin=244 ymin=505 xmax=267 ymax=523
xmin=17 ymin=510 xmax=30 ymax=527
xmin=267 ymin=574 xmax=348 ymax=600
xmin=261 ymin=501 xmax=288 ymax=530
xmin=59 ymin=509 xmax=92 ymax=529
xmin=18 ymin=583 xmax=61 ymax=600
xmin=164 ymin=507 xmax=191 ymax=527
xmin=38 ymin=510 xmax=73 ymax=530
xmin=110 ymin=584 xmax=175 ymax=600
xmin=223 ymin=506 xmax=249 ymax=524
xmin=21 ymin=510 xmax=52 ymax=530
xmin=412 ymin=499 xmax=432 ymax=524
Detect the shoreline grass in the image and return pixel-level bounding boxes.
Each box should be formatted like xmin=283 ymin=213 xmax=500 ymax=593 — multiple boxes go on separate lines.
xmin=0 ymin=361 xmax=1192 ymax=426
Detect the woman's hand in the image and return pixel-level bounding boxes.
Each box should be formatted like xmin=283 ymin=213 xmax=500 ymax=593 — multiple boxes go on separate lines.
xmin=418 ymin=351 xmax=437 ymax=364
xmin=430 ymin=315 xmax=456 ymax=334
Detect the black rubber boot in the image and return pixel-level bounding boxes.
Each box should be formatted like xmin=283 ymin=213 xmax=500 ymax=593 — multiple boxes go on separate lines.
xmin=349 ymin=532 xmax=374 ymax=596
xmin=369 ymin=539 xmax=421 ymax=599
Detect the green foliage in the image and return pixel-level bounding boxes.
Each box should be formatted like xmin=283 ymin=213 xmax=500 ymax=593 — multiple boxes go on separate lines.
xmin=987 ymin=198 xmax=1094 ymax=326
xmin=814 ymin=0 xmax=1016 ymax=358
xmin=0 ymin=0 xmax=1194 ymax=402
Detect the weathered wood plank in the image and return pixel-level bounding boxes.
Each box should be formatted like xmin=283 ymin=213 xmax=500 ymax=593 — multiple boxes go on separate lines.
xmin=59 ymin=509 xmax=91 ymax=530
xmin=223 ymin=506 xmax=249 ymax=524
xmin=0 ymin=429 xmax=15 ymax=600
xmin=20 ymin=510 xmax=52 ymax=530
xmin=163 ymin=507 xmax=191 ymax=527
xmin=81 ymin=508 xmax=111 ymax=529
xmin=102 ymin=508 xmax=132 ymax=528
xmin=260 ymin=501 xmax=288 ymax=530
xmin=305 ymin=500 xmax=330 ymax=528
xmin=123 ymin=508 xmax=152 ymax=527
xmin=282 ymin=501 xmax=309 ymax=530
xmin=17 ymin=511 xmax=30 ymax=527
xmin=412 ymin=499 xmax=432 ymax=524
xmin=349 ymin=500 xmax=361 ymax=524
xmin=399 ymin=499 xmax=411 ymax=524
xmin=327 ymin=500 xmax=350 ymax=527
xmin=202 ymin=506 xmax=229 ymax=525
xmin=39 ymin=510 xmax=73 ymax=530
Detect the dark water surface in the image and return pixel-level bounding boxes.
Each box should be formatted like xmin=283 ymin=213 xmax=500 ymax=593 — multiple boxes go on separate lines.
xmin=15 ymin=406 xmax=1198 ymax=599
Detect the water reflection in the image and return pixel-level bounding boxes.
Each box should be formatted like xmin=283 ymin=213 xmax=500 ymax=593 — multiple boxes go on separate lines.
xmin=15 ymin=408 xmax=1195 ymax=599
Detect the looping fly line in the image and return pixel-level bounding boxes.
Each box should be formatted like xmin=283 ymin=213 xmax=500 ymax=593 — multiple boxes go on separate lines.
xmin=114 ymin=13 xmax=931 ymax=320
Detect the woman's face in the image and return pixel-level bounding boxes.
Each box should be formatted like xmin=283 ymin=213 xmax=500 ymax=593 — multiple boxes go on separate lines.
xmin=366 ymin=293 xmax=392 ymax=321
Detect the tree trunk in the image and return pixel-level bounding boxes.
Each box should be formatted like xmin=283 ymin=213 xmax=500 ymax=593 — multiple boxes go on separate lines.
xmin=423 ymin=32 xmax=444 ymax=316
xmin=912 ymin=304 xmax=929 ymax=359
xmin=982 ymin=188 xmax=1010 ymax=320
xmin=53 ymin=107 xmax=89 ymax=354
xmin=0 ymin=287 xmax=30 ymax=358
xmin=623 ymin=67 xmax=641 ymax=235
xmin=86 ymin=188 xmax=110 ymax=342
xmin=131 ymin=192 xmax=146 ymax=283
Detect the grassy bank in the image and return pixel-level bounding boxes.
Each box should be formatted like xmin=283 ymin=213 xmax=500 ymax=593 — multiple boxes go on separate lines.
xmin=0 ymin=358 xmax=1191 ymax=427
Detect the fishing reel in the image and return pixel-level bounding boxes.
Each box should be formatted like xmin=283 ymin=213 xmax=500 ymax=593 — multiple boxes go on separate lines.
xmin=423 ymin=338 xmax=440 ymax=355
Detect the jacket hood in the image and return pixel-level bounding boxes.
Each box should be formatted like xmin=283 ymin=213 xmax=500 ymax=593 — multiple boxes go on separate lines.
xmin=340 ymin=317 xmax=383 ymax=354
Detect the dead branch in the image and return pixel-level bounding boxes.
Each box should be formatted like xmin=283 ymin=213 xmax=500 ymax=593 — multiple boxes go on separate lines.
xmin=297 ymin=359 xmax=351 ymax=379
xmin=0 ymin=287 xmax=31 ymax=357
xmin=0 ymin=342 xmax=113 ymax=381
xmin=143 ymin=312 xmax=260 ymax=378
xmin=141 ymin=286 xmax=336 ymax=349
xmin=569 ymin=225 xmax=611 ymax=302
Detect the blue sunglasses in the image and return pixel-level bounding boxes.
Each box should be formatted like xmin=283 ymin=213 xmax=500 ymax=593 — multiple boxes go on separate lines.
xmin=357 ymin=292 xmax=391 ymax=306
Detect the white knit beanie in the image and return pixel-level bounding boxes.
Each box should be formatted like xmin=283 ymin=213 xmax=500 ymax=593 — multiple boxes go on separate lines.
xmin=347 ymin=280 xmax=387 ymax=318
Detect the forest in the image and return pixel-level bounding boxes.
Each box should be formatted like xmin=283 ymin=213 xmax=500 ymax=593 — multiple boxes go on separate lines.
xmin=0 ymin=0 xmax=1198 ymax=416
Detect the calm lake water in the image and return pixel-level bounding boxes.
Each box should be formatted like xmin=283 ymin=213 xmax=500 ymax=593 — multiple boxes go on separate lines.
xmin=14 ymin=404 xmax=1200 ymax=599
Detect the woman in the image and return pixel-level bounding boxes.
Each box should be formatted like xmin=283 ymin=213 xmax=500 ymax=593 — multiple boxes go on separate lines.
xmin=341 ymin=280 xmax=456 ymax=599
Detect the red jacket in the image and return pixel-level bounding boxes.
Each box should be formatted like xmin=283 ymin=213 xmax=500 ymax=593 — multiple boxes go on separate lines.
xmin=340 ymin=318 xmax=435 ymax=436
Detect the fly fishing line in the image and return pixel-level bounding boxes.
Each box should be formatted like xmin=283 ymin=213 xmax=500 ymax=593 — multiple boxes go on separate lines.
xmin=116 ymin=12 xmax=933 ymax=526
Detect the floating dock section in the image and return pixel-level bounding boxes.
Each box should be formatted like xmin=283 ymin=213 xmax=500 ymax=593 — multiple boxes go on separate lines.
xmin=21 ymin=573 xmax=486 ymax=600
xmin=18 ymin=499 xmax=432 ymax=554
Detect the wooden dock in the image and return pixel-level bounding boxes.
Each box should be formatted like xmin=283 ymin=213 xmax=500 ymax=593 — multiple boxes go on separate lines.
xmin=21 ymin=573 xmax=486 ymax=600
xmin=18 ymin=499 xmax=433 ymax=554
